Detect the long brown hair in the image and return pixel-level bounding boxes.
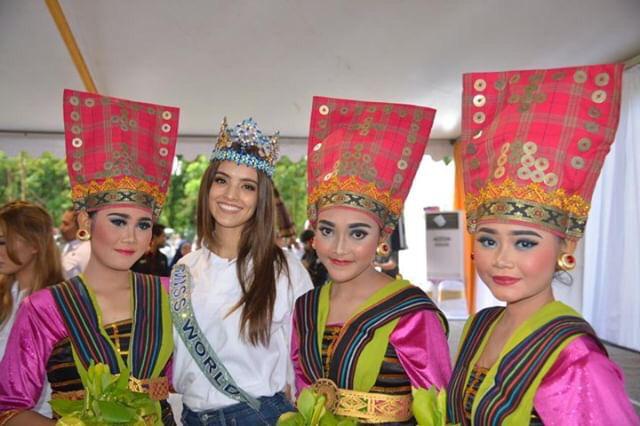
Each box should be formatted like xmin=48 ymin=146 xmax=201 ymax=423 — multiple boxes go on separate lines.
xmin=0 ymin=201 xmax=64 ymax=326
xmin=196 ymin=161 xmax=289 ymax=346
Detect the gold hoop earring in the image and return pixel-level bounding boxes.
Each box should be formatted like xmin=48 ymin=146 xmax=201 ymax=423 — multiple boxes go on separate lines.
xmin=76 ymin=229 xmax=91 ymax=241
xmin=556 ymin=253 xmax=576 ymax=271
xmin=376 ymin=242 xmax=390 ymax=257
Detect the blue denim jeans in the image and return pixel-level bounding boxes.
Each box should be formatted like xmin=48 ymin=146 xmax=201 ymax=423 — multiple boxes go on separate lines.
xmin=181 ymin=392 xmax=295 ymax=426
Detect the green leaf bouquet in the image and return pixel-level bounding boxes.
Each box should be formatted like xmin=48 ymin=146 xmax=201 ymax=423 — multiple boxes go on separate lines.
xmin=50 ymin=363 xmax=162 ymax=425
xmin=277 ymin=388 xmax=357 ymax=426
xmin=411 ymin=387 xmax=460 ymax=426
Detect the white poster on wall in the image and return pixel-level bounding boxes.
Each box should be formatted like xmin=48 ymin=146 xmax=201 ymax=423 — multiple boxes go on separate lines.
xmin=425 ymin=211 xmax=464 ymax=281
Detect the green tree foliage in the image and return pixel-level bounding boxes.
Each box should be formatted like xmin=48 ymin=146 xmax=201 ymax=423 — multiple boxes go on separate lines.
xmin=0 ymin=151 xmax=71 ymax=224
xmin=159 ymin=155 xmax=209 ymax=240
xmin=273 ymin=156 xmax=308 ymax=235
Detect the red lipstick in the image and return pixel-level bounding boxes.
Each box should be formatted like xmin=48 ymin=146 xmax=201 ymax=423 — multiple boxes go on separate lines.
xmin=115 ymin=249 xmax=136 ymax=256
xmin=329 ymin=258 xmax=353 ymax=266
xmin=492 ymin=275 xmax=521 ymax=286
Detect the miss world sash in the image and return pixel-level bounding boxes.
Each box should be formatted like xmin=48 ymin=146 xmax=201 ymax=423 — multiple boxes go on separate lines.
xmin=170 ymin=264 xmax=261 ymax=410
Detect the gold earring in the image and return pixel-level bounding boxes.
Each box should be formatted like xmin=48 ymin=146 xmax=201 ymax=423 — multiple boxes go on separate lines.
xmin=556 ymin=253 xmax=576 ymax=271
xmin=76 ymin=229 xmax=91 ymax=241
xmin=376 ymin=242 xmax=390 ymax=257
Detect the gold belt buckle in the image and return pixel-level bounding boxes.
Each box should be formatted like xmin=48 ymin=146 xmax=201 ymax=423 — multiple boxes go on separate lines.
xmin=312 ymin=378 xmax=339 ymax=412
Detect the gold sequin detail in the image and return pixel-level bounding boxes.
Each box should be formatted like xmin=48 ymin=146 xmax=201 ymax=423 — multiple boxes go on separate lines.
xmin=591 ymin=90 xmax=607 ymax=104
xmin=573 ymin=70 xmax=587 ymax=83
xmin=571 ymin=156 xmax=585 ymax=169
xmin=517 ymin=167 xmax=531 ymax=179
xmin=523 ymin=141 xmax=538 ymax=155
xmin=595 ymin=73 xmax=610 ymax=87
xmin=494 ymin=79 xmax=507 ymax=90
xmin=544 ymin=173 xmax=558 ymax=187
xmin=473 ymin=94 xmax=486 ymax=107
xmin=508 ymin=94 xmax=520 ymax=104
xmin=473 ymin=112 xmax=486 ymax=124
xmin=319 ymin=105 xmax=329 ymax=115
xmin=521 ymin=154 xmax=535 ymax=168
xmin=584 ymin=121 xmax=599 ymax=133
xmin=588 ymin=106 xmax=601 ymax=118
xmin=577 ymin=137 xmax=591 ymax=152
xmin=530 ymin=169 xmax=545 ymax=183
xmin=474 ymin=79 xmax=487 ymax=91
xmin=535 ymin=157 xmax=549 ymax=171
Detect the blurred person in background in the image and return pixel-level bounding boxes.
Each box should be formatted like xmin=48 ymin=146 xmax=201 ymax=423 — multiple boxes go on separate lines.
xmin=169 ymin=240 xmax=192 ymax=269
xmin=131 ymin=223 xmax=170 ymax=277
xmin=0 ymin=200 xmax=64 ymax=417
xmin=58 ymin=207 xmax=91 ymax=279
xmin=299 ymin=229 xmax=327 ymax=288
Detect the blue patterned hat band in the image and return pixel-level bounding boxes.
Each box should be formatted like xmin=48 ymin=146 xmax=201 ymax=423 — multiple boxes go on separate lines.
xmin=210 ymin=117 xmax=280 ymax=176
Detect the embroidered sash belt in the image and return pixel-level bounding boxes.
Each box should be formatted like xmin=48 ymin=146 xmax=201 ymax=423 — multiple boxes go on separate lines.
xmin=51 ymin=376 xmax=169 ymax=401
xmin=312 ymin=379 xmax=412 ymax=424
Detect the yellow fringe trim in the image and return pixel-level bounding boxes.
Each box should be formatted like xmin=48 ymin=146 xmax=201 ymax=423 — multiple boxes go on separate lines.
xmin=309 ymin=176 xmax=403 ymax=216
xmin=71 ymin=176 xmax=166 ymax=207
xmin=465 ymin=178 xmax=590 ymax=218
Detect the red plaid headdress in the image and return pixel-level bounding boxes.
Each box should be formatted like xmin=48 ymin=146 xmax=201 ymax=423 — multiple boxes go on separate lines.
xmin=307 ymin=96 xmax=436 ymax=238
xmin=63 ymin=89 xmax=179 ymax=218
xmin=461 ymin=64 xmax=623 ymax=239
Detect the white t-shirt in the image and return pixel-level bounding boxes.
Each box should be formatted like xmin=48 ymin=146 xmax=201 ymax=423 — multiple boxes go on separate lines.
xmin=0 ymin=282 xmax=52 ymax=417
xmin=61 ymin=239 xmax=91 ymax=279
xmin=172 ymin=248 xmax=313 ymax=411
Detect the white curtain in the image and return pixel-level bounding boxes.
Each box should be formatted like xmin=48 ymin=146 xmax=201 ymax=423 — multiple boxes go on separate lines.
xmin=583 ymin=65 xmax=640 ymax=351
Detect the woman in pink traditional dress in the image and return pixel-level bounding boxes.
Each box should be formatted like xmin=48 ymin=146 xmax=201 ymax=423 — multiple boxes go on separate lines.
xmin=0 ymin=90 xmax=179 ymax=425
xmin=291 ymin=97 xmax=452 ymax=425
xmin=0 ymin=201 xmax=64 ymax=418
xmin=446 ymin=63 xmax=639 ymax=425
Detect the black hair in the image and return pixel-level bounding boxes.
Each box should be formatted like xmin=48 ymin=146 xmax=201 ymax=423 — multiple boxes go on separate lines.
xmin=152 ymin=223 xmax=166 ymax=238
xmin=300 ymin=229 xmax=315 ymax=243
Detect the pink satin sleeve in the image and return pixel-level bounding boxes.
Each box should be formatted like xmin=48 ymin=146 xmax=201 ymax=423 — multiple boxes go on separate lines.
xmin=290 ymin=309 xmax=312 ymax=396
xmin=0 ymin=289 xmax=66 ymax=411
xmin=534 ymin=335 xmax=639 ymax=425
xmin=390 ymin=310 xmax=452 ymax=390
xmin=160 ymin=276 xmax=170 ymax=292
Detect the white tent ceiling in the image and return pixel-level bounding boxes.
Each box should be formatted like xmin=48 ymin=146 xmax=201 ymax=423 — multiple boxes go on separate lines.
xmin=1 ymin=0 xmax=639 ymax=159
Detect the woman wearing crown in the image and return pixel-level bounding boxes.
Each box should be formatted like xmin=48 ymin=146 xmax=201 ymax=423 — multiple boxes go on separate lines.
xmin=170 ymin=118 xmax=313 ymax=425
xmin=0 ymin=90 xmax=179 ymax=425
xmin=290 ymin=97 xmax=452 ymax=425
xmin=446 ymin=64 xmax=638 ymax=425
